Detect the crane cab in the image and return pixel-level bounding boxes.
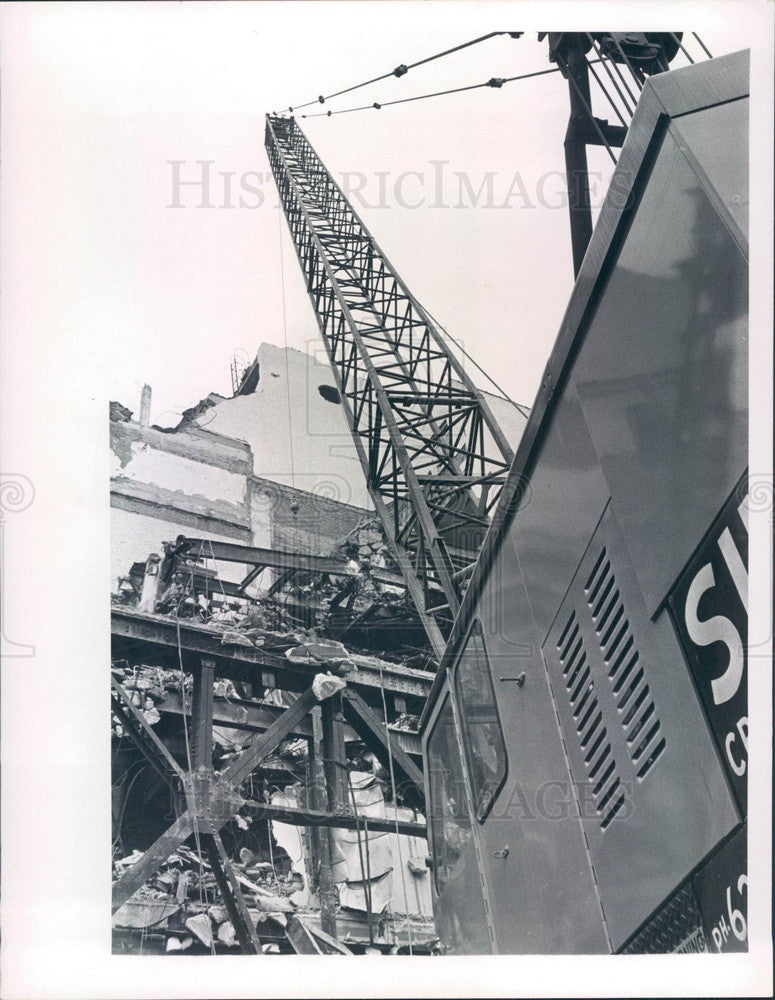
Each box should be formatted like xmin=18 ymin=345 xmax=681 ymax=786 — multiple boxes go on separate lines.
xmin=421 ymin=50 xmax=749 ymax=954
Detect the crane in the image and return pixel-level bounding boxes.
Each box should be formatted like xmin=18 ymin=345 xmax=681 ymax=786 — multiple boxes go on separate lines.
xmin=265 ymin=114 xmax=515 ymax=658
xmin=264 ymin=34 xmax=692 ymax=658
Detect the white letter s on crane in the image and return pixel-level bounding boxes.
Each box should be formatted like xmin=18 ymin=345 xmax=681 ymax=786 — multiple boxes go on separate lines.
xmin=685 ymin=563 xmax=744 ymax=705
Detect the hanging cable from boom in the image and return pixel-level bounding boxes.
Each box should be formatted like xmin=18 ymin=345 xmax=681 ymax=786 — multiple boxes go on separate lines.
xmin=286 ymin=31 xmax=522 ymax=112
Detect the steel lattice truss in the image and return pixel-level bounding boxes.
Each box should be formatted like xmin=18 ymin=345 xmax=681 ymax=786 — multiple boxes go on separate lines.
xmin=265 ymin=115 xmax=514 ymax=657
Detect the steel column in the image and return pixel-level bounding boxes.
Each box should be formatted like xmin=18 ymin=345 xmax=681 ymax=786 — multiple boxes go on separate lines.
xmin=563 ymin=37 xmax=595 ymax=277
xmin=310 ymin=706 xmax=338 ymax=937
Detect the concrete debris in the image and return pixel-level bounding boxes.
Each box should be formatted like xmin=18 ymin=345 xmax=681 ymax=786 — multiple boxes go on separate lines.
xmin=312 ymin=673 xmax=348 ymax=701
xmin=391 ymin=713 xmax=419 ymax=733
xmin=112 ymin=839 xmax=301 ymax=951
xmin=112 ymin=891 xmax=181 ymax=930
xmin=217 ymin=921 xmax=238 ymax=947
xmin=109 ymin=401 xmax=133 ymax=423
xmin=285 ymin=638 xmax=355 ymax=675
xmin=143 ymin=705 xmax=161 ymax=726
xmin=207 ymin=904 xmax=228 ymax=925
xmin=407 ymin=857 xmax=427 ymax=876
xmin=219 ymin=629 xmax=256 ymax=648
xmin=111 ymin=532 xmax=437 ymax=954
xmin=185 ymin=912 xmax=214 ymax=948
xmin=165 ymin=934 xmax=193 ymax=952
xmin=213 ymin=678 xmax=239 ymax=699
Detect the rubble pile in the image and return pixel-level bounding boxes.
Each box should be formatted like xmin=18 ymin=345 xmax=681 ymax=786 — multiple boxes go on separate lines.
xmin=111 ymin=512 xmax=428 ymax=665
xmin=112 ymin=844 xmax=299 ymax=954
xmin=111 ymin=531 xmax=432 ymax=955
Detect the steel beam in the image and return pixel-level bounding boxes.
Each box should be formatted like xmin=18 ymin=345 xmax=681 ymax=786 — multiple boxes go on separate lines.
xmin=203 ymin=830 xmax=263 ymax=954
xmin=191 ymin=657 xmax=215 ymax=769
xmin=176 ymin=537 xmax=357 ymax=578
xmin=111 ymin=608 xmax=434 ymax=700
xmin=341 ymin=689 xmax=424 ymax=808
xmin=156 ymin=688 xmax=421 ymax=756
xmin=112 ymin=687 xmax=320 ymax=913
xmin=241 ymin=799 xmax=426 ymax=838
xmin=309 ymin=706 xmax=337 ymax=937
xmin=111 ymin=678 xmax=185 ymax=787
xmin=563 ymin=37 xmax=595 ymax=277
xmin=174 ymin=535 xmax=406 ymax=592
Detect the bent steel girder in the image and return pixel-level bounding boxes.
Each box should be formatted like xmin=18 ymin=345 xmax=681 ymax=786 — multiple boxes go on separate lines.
xmin=112 ymin=685 xmax=319 ymax=914
xmin=265 ymin=115 xmax=513 ymax=658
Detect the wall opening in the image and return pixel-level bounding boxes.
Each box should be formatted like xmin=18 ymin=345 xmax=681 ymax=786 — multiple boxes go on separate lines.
xmin=318 ymin=384 xmax=341 ymax=404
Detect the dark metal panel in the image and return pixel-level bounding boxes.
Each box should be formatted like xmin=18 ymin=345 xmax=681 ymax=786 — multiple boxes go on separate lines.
xmin=541 ymin=504 xmax=738 ymax=951
xmin=693 ymin=825 xmax=748 ymax=952
xmin=572 ymin=117 xmax=748 ymax=614
xmin=621 ymin=823 xmax=748 ymax=954
xmin=506 ymin=388 xmax=611 ymax=644
xmin=620 ymin=881 xmax=710 ymax=954
xmin=417 ymin=51 xmax=750 ymax=957
xmin=669 ymin=99 xmax=749 ymax=245
xmin=468 ymin=537 xmax=609 ymax=953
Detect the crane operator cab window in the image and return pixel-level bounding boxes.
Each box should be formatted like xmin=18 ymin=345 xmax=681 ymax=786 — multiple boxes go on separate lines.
xmin=427 ymin=696 xmax=474 ymax=893
xmin=453 ymin=622 xmax=508 ymax=821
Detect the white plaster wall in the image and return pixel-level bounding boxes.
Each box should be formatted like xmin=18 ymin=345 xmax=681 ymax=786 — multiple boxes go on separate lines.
xmin=111 ymin=504 xmax=271 ymax=590
xmin=190 ymin=344 xmax=372 ymax=509
xmin=111 ymin=440 xmax=246 ymax=506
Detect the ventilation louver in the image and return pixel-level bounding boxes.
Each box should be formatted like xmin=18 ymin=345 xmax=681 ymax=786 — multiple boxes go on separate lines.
xmin=551 ymin=538 xmax=666 ymax=833
xmin=584 ymin=548 xmax=666 ymax=779
xmin=556 ymin=610 xmax=625 ymax=829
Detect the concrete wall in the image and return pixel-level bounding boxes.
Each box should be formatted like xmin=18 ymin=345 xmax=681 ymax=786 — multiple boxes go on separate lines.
xmin=110 ymin=396 xmax=373 ymax=590
xmin=110 ymin=344 xmax=529 ymax=589
xmin=110 ymin=418 xmax=260 ymax=588
xmin=252 ymin=477 xmax=371 ymax=555
xmin=185 ymin=343 xmax=372 ymax=509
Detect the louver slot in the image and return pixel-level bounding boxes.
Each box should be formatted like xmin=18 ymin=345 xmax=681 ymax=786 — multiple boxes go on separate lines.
xmin=556 ymin=610 xmax=624 ymax=830
xmin=585 ymin=552 xmax=665 ymax=781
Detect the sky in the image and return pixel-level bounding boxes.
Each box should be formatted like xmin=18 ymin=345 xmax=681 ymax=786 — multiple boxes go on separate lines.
xmin=1 ymin=3 xmax=759 ymax=427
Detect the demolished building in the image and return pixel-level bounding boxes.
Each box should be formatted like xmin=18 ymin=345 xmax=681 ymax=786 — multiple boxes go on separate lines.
xmin=110 ymin=343 xmax=527 ymax=953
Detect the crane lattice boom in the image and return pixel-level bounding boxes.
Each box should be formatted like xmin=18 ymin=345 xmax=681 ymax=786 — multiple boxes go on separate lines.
xmin=265 ymin=115 xmax=514 ymax=657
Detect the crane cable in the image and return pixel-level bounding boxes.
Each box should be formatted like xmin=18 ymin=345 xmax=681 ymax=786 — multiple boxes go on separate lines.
xmin=290 ymin=33 xmax=712 ymax=120
xmin=299 ymin=64 xmax=564 ymax=118
xmin=422 ymin=303 xmax=531 ymax=418
xmin=286 ymin=31 xmax=520 ymax=112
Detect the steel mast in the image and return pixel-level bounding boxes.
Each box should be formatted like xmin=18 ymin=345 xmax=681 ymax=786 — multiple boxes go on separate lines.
xmin=265 ymin=115 xmax=514 ymax=658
